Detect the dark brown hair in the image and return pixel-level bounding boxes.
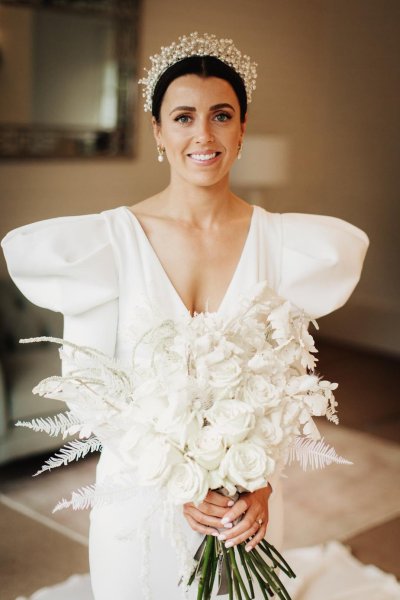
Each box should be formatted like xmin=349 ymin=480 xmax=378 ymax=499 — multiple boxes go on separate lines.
xmin=151 ymin=56 xmax=248 ymax=123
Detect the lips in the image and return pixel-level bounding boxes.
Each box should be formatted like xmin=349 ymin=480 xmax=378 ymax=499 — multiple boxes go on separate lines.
xmin=187 ymin=151 xmax=221 ymax=164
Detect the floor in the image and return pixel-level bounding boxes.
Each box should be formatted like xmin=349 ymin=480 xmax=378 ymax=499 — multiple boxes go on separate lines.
xmin=0 ymin=338 xmax=399 ymax=599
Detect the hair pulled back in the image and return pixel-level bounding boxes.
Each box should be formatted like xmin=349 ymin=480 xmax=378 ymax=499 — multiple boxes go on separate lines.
xmin=151 ymin=56 xmax=248 ymax=124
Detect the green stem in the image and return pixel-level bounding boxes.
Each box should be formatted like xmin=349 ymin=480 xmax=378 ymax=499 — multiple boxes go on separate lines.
xmin=250 ymin=549 xmax=282 ymax=596
xmin=233 ymin=569 xmax=243 ymax=600
xmin=197 ymin=535 xmax=214 ymax=600
xmin=221 ymin=542 xmax=234 ymax=600
xmin=208 ymin=547 xmax=219 ymax=598
xmin=241 ymin=551 xmax=272 ymax=600
xmin=237 ymin=544 xmax=255 ymax=599
xmin=250 ymin=549 xmax=292 ymax=600
xmin=260 ymin=540 xmax=296 ymax=578
xmin=228 ymin=547 xmax=252 ymax=600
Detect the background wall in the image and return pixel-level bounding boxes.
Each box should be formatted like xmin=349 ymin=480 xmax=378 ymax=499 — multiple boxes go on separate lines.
xmin=0 ymin=0 xmax=399 ymax=355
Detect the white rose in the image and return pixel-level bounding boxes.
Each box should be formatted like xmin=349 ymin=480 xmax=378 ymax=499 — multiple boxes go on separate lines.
xmin=156 ymin=386 xmax=201 ymax=448
xmin=253 ymin=411 xmax=284 ymax=447
xmin=206 ymin=400 xmax=255 ymax=444
xmin=241 ymin=376 xmax=282 ymax=412
xmin=208 ymin=357 xmax=242 ymax=393
xmin=219 ymin=441 xmax=275 ymax=492
xmin=167 ymin=459 xmax=209 ymax=505
xmin=188 ymin=426 xmax=226 ymax=469
xmin=136 ymin=437 xmax=183 ymax=486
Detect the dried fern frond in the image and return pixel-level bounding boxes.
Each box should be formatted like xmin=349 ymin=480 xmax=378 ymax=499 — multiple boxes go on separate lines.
xmin=288 ymin=436 xmax=353 ymax=470
xmin=53 ymin=483 xmax=97 ymax=512
xmin=326 ymin=406 xmax=339 ymax=425
xmin=16 ymin=411 xmax=80 ymax=437
xmin=34 ymin=436 xmax=102 ymax=476
xmin=53 ymin=477 xmax=139 ymax=512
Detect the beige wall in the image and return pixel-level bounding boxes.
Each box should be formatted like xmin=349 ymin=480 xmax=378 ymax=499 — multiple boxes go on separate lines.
xmin=0 ymin=5 xmax=33 ymax=123
xmin=0 ymin=0 xmax=399 ymax=355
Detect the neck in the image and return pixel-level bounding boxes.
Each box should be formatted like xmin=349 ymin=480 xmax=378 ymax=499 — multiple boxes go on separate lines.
xmin=158 ymin=173 xmax=241 ymax=227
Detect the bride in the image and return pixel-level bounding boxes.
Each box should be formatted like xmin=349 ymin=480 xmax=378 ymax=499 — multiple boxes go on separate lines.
xmin=2 ymin=33 xmax=369 ymax=599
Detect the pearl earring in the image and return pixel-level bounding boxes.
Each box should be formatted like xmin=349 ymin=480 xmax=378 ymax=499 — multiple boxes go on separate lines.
xmin=157 ymin=145 xmax=165 ymax=163
xmin=237 ymin=141 xmax=243 ymax=160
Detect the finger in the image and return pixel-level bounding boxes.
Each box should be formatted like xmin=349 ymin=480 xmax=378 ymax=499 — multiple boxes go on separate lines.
xmin=196 ymin=500 xmax=228 ymax=518
xmin=184 ymin=513 xmax=220 ymax=536
xmin=223 ymin=520 xmax=262 ymax=548
xmin=245 ymin=523 xmax=268 ymax=552
xmin=184 ymin=505 xmax=230 ymax=529
xmin=205 ymin=490 xmax=236 ymax=508
xmin=219 ymin=504 xmax=259 ymax=540
xmin=220 ymin=497 xmax=250 ymax=526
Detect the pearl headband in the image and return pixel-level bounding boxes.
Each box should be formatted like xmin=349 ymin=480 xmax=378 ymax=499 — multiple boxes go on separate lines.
xmin=138 ymin=32 xmax=258 ymax=112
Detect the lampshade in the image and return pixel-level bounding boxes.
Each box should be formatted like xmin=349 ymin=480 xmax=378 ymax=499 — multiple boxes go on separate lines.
xmin=230 ymin=135 xmax=290 ymax=188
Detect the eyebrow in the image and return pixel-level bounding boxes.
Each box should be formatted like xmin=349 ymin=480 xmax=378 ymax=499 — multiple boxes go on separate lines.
xmin=169 ymin=103 xmax=236 ymax=115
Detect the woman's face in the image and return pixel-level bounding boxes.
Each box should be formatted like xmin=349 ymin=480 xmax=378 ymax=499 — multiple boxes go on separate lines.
xmin=152 ymin=74 xmax=246 ymax=188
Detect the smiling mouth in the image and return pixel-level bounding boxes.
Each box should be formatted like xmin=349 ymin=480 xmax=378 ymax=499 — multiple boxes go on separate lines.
xmin=188 ymin=152 xmax=221 ymax=162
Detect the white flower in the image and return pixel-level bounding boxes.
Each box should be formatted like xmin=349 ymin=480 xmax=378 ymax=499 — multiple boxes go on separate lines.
xmin=208 ymin=356 xmax=242 ymax=393
xmin=188 ymin=426 xmax=226 ymax=469
xmin=155 ymin=386 xmax=201 ymax=448
xmin=219 ymin=441 xmax=275 ymax=492
xmin=268 ymin=302 xmax=292 ymax=343
xmin=241 ymin=376 xmax=282 ymax=412
xmin=253 ymin=411 xmax=284 ymax=447
xmin=167 ymin=459 xmax=209 ymax=505
xmin=136 ymin=437 xmax=183 ymax=487
xmin=206 ymin=400 xmax=255 ymax=445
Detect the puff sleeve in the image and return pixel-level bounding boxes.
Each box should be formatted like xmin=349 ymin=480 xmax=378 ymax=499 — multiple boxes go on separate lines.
xmin=1 ymin=214 xmax=119 ymax=358
xmin=277 ymin=213 xmax=369 ymax=319
xmin=1 ymin=214 xmax=118 ymax=316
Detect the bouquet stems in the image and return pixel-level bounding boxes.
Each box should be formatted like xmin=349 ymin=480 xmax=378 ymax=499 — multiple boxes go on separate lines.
xmin=187 ymin=534 xmax=295 ymax=599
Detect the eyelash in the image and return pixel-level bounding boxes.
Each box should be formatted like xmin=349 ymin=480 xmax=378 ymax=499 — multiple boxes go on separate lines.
xmin=174 ymin=112 xmax=232 ymax=124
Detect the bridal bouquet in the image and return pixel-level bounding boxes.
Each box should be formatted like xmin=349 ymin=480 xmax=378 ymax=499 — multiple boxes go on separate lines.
xmin=18 ymin=281 xmax=350 ymax=600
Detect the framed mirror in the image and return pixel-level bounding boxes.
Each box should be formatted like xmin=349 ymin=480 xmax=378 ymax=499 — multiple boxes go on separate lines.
xmin=0 ymin=0 xmax=140 ymax=159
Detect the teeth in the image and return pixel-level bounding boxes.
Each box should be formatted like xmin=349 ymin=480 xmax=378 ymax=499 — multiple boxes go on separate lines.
xmin=190 ymin=152 xmax=217 ymax=161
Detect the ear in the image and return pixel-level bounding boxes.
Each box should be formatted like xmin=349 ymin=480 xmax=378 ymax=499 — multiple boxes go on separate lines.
xmin=152 ymin=117 xmax=163 ymax=146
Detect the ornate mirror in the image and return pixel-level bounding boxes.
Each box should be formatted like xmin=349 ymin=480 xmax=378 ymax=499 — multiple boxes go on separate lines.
xmin=0 ymin=0 xmax=140 ymax=159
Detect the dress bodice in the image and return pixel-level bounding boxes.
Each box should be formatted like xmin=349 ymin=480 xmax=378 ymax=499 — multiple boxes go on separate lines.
xmin=1 ymin=205 xmax=369 ymax=369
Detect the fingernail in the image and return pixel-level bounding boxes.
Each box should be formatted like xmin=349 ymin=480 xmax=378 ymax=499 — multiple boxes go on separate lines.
xmin=245 ymin=544 xmax=252 ymax=552
xmin=225 ymin=541 xmax=233 ymax=548
xmin=224 ymin=523 xmax=233 ymax=529
xmin=227 ymin=500 xmax=234 ymax=507
xmin=211 ymin=531 xmax=219 ymax=537
xmin=221 ymin=517 xmax=231 ymax=525
xmin=218 ymin=534 xmax=226 ymax=541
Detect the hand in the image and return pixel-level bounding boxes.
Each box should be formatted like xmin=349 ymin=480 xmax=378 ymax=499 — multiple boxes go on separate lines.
xmin=216 ymin=484 xmax=272 ymax=551
xmin=183 ymin=490 xmax=235 ymax=536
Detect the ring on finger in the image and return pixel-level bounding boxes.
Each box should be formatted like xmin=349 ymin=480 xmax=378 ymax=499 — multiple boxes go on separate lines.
xmin=257 ymin=518 xmax=263 ymax=526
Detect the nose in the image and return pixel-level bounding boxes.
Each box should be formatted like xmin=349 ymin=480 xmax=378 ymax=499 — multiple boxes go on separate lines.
xmin=194 ymin=118 xmax=214 ymax=144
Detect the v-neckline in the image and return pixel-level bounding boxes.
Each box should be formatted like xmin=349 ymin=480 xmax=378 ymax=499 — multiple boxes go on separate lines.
xmin=121 ymin=205 xmax=257 ymax=316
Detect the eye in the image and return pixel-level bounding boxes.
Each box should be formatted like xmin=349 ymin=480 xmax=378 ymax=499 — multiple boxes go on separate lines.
xmin=214 ymin=112 xmax=232 ymax=122
xmin=174 ymin=114 xmax=192 ymax=124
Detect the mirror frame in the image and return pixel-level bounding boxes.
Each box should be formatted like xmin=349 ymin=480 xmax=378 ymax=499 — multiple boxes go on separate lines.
xmin=0 ymin=0 xmax=140 ymax=160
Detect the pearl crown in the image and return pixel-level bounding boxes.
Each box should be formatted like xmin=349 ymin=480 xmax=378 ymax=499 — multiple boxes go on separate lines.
xmin=138 ymin=32 xmax=258 ymax=112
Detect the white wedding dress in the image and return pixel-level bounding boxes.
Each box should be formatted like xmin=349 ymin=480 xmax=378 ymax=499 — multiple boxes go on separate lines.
xmin=2 ymin=205 xmax=372 ymax=599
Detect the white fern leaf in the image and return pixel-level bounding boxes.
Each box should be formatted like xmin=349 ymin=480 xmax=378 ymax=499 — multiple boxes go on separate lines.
xmin=53 ymin=484 xmax=97 ymax=512
xmin=53 ymin=478 xmax=139 ymax=512
xmin=16 ymin=411 xmax=80 ymax=437
xmin=288 ymin=436 xmax=353 ymax=470
xmin=326 ymin=407 xmax=339 ymax=425
xmin=34 ymin=437 xmax=102 ymax=476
